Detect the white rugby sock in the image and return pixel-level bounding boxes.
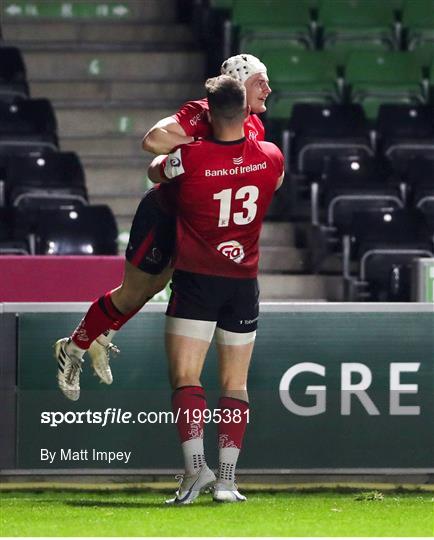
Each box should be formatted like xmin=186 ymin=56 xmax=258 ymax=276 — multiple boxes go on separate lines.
xmin=65 ymin=339 xmax=86 ymax=359
xmin=218 ymin=447 xmax=240 ymax=485
xmin=97 ymin=329 xmax=117 ymax=346
xmin=181 ymin=438 xmax=206 ymax=476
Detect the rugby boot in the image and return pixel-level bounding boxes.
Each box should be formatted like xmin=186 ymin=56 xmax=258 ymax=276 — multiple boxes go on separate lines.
xmin=88 ymin=335 xmax=119 ymax=385
xmin=54 ymin=338 xmax=84 ymax=401
xmin=213 ymin=480 xmax=247 ymax=503
xmin=165 ymin=465 xmax=216 ymax=505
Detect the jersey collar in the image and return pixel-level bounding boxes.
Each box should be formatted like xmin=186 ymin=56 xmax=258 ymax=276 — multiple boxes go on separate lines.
xmin=210 ymin=137 xmax=246 ymax=146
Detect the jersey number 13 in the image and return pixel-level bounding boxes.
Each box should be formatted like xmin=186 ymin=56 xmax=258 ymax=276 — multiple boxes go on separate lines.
xmin=213 ymin=186 xmax=259 ymax=227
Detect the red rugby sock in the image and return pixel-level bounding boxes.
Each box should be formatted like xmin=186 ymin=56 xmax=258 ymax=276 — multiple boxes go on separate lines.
xmin=172 ymin=385 xmax=207 ymax=474
xmin=71 ymin=291 xmax=124 ymax=349
xmin=110 ymin=303 xmax=144 ymax=330
xmin=172 ymin=385 xmax=207 ymax=443
xmin=217 ymin=396 xmax=249 ymax=484
xmin=217 ymin=396 xmax=249 ymax=449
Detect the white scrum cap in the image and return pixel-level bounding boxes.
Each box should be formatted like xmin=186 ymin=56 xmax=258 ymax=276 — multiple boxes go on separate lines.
xmin=221 ymin=54 xmax=267 ymax=84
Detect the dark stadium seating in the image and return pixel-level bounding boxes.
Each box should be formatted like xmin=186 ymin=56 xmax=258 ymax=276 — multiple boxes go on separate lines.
xmin=376 ymin=104 xmax=434 ymax=173
xmin=210 ymin=0 xmax=234 ymax=8
xmin=308 ymin=156 xmax=404 ymax=273
xmin=429 ymin=60 xmax=434 ymax=103
xmin=0 ymin=98 xmax=58 ymax=156
xmin=403 ymin=158 xmax=434 ymax=225
xmin=311 ymin=156 xmax=404 ymax=229
xmin=0 ymin=156 xmax=7 ymax=206
xmin=341 ymin=208 xmax=434 ymax=300
xmin=287 ymin=103 xmax=373 ymax=174
xmin=0 ymin=46 xmax=29 ymax=102
xmin=0 ymin=208 xmax=29 ymax=254
xmin=5 ymin=152 xmax=88 ymax=210
xmin=15 ymin=205 xmax=118 ymax=256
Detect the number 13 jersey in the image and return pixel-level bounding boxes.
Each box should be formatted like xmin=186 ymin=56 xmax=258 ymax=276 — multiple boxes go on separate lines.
xmin=162 ymin=136 xmax=284 ymax=278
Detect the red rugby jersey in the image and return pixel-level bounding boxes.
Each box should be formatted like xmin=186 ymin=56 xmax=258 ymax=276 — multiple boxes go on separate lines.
xmin=158 ymin=98 xmax=265 ymax=211
xmin=162 ymin=137 xmax=284 ymax=278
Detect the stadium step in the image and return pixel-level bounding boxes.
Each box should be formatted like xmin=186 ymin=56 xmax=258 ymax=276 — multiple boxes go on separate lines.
xmin=259 ymin=247 xmax=308 ymax=273
xmin=260 ymin=222 xmax=296 ymax=247
xmin=61 ymin=135 xmax=148 ymax=160
xmin=2 ymin=22 xmax=194 ymax=46
xmin=1 ymin=0 xmax=177 ymax=22
xmin=258 ymin=274 xmax=343 ymax=301
xmin=89 ymin=192 xmax=142 ymax=218
xmin=29 ymin=80 xmax=203 ymax=104
xmin=84 ymin=164 xmax=151 ymax=196
xmin=20 ymin=51 xmax=205 ymax=80
xmin=55 ymin=107 xmax=175 ymax=137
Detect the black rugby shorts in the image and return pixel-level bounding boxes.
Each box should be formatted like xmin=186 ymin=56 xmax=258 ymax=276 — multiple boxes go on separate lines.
xmin=126 ymin=188 xmax=175 ymax=274
xmin=166 ymin=270 xmax=259 ymax=333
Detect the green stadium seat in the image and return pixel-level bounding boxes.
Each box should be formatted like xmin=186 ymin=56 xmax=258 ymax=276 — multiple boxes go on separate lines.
xmin=264 ymin=49 xmax=338 ymax=89
xmin=410 ymin=43 xmax=434 ymax=68
xmin=264 ymin=50 xmax=340 ymax=135
xmin=345 ymin=51 xmax=425 ymax=119
xmin=402 ymin=0 xmax=434 ymax=50
xmin=232 ymin=0 xmax=315 ymax=51
xmin=241 ymin=36 xmax=311 ymax=59
xmin=319 ymin=0 xmax=398 ymax=65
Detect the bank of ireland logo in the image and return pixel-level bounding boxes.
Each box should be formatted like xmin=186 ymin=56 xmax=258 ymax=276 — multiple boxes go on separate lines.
xmin=232 ymin=156 xmax=243 ymax=165
xmin=217 ymin=240 xmax=245 ymax=263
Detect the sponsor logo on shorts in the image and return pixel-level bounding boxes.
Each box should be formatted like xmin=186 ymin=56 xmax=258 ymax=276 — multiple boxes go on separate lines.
xmin=217 ymin=240 xmax=245 ymax=263
xmin=239 ymin=316 xmax=259 ymax=325
xmin=146 ymin=247 xmax=162 ymax=264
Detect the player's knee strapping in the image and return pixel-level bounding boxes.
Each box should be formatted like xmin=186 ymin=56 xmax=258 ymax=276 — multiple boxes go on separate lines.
xmin=215 ymin=328 xmax=256 ymax=346
xmin=165 ymin=316 xmax=216 ymax=342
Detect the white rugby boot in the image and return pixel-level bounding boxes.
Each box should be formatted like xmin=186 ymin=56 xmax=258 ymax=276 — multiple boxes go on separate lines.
xmin=88 ymin=335 xmax=119 ymax=385
xmin=54 ymin=338 xmax=84 ymax=401
xmin=165 ymin=465 xmax=216 ymax=505
xmin=213 ymin=480 xmax=247 ymax=503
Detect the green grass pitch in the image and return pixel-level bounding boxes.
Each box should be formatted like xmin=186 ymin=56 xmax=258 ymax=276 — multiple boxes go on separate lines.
xmin=0 ymin=489 xmax=433 ymax=536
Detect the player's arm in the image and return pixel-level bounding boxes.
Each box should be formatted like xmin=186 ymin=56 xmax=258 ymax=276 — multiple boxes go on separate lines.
xmin=147 ymin=155 xmax=169 ymax=183
xmin=148 ymin=147 xmax=185 ymax=184
xmin=142 ymin=117 xmax=194 ymax=155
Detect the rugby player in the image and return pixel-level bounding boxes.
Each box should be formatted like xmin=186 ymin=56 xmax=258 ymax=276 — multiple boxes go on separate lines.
xmin=53 ymin=55 xmax=272 ymax=401
xmin=147 ymin=75 xmax=284 ymax=503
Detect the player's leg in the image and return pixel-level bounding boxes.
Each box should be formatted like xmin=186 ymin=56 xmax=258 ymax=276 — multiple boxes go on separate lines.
xmin=164 ymin=271 xmax=221 ymax=504
xmin=54 ymin=189 xmax=175 ymax=400
xmin=212 ymin=277 xmax=259 ymax=502
xmin=84 ymin=261 xmax=173 ymax=383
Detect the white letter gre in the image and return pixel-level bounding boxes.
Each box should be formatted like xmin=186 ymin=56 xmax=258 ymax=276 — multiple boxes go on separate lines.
xmin=279 ymin=362 xmax=326 ymax=416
